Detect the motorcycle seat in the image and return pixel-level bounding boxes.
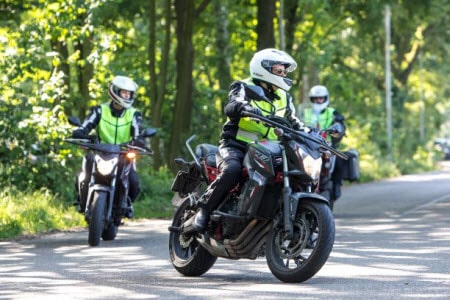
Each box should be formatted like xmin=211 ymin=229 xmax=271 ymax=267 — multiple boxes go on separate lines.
xmin=195 ymin=144 xmax=218 ymax=168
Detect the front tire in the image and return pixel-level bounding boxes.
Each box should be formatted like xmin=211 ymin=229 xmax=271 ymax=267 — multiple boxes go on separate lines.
xmin=88 ymin=191 xmax=107 ymax=246
xmin=319 ymin=176 xmax=333 ymax=211
xmin=168 ymin=198 xmax=217 ymax=276
xmin=266 ymin=200 xmax=335 ymax=283
xmin=102 ymin=224 xmax=118 ymax=241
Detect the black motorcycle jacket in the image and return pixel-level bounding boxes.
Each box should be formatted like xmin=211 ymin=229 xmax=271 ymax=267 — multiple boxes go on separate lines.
xmin=72 ymin=102 xmax=143 ymax=144
xmin=220 ymin=79 xmax=303 ymax=149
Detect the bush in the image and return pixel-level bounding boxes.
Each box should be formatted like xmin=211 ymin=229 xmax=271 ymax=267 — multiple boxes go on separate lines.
xmin=134 ymin=165 xmax=175 ymax=219
xmin=0 ymin=187 xmax=84 ymax=239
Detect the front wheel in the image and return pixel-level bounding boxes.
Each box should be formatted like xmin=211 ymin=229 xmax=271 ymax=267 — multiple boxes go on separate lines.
xmin=168 ymin=198 xmax=217 ymax=276
xmin=266 ymin=200 xmax=335 ymax=283
xmin=102 ymin=224 xmax=118 ymax=241
xmin=88 ymin=191 xmax=108 ymax=246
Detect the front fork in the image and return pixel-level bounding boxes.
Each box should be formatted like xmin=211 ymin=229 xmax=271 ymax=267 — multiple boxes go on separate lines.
xmin=84 ymin=164 xmax=118 ymax=223
xmin=280 ymin=145 xmax=329 ymax=239
xmin=280 ymin=145 xmax=295 ymax=239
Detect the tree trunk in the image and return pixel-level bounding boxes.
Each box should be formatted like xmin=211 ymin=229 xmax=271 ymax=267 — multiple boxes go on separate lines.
xmin=167 ymin=0 xmax=211 ymax=172
xmin=75 ymin=35 xmax=93 ymax=119
xmin=51 ymin=40 xmax=70 ymax=106
xmin=168 ymin=0 xmax=196 ymax=172
xmin=256 ymin=0 xmax=276 ymax=50
xmin=213 ymin=0 xmax=232 ymax=115
xmin=147 ymin=0 xmax=172 ymax=169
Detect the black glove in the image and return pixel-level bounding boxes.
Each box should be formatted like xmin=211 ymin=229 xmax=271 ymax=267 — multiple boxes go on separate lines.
xmin=241 ymin=105 xmax=262 ymax=117
xmin=329 ymin=123 xmax=345 ymax=137
xmin=72 ymin=128 xmax=89 ymax=139
xmin=330 ymin=123 xmax=344 ymax=133
xmin=132 ymin=138 xmax=146 ymax=148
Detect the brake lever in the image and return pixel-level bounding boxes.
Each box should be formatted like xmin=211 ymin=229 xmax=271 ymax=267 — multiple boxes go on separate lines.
xmin=126 ymin=144 xmax=154 ymax=155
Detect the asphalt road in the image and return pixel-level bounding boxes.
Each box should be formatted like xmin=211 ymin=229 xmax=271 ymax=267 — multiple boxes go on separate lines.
xmin=1 ymin=164 xmax=450 ymax=299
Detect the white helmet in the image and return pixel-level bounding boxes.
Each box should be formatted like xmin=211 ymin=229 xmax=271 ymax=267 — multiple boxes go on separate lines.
xmin=249 ymin=48 xmax=297 ymax=91
xmin=108 ymin=75 xmax=138 ymax=109
xmin=309 ymin=85 xmax=329 ymax=114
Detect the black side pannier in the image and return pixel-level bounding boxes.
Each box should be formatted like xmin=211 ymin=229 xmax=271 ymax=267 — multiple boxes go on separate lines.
xmin=335 ymin=149 xmax=360 ymax=182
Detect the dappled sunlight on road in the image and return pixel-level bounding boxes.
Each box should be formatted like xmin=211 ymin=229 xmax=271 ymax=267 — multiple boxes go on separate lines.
xmin=1 ymin=188 xmax=450 ymax=299
xmin=389 ymin=172 xmax=450 ymax=182
xmin=0 ymin=221 xmax=170 ymax=299
xmin=327 ymin=198 xmax=450 ymax=298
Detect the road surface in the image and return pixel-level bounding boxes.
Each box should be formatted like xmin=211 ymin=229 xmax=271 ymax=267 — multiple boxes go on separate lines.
xmin=1 ymin=165 xmax=450 ymax=299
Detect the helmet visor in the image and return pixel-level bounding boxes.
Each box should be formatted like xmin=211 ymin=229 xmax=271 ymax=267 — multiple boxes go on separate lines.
xmin=261 ymin=60 xmax=295 ymax=73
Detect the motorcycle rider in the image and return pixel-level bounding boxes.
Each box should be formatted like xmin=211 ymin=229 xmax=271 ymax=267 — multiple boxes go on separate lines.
xmin=300 ymin=84 xmax=346 ymax=204
xmin=72 ymin=75 xmax=145 ymax=218
xmin=192 ymin=48 xmax=305 ymax=231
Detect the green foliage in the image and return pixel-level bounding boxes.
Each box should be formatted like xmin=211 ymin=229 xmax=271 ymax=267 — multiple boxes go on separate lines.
xmin=0 ymin=0 xmax=448 ymax=239
xmin=0 ymin=187 xmax=84 ymax=239
xmin=341 ymin=120 xmax=401 ymax=181
xmin=396 ymin=142 xmax=439 ymax=174
xmin=0 ymin=174 xmax=176 ymax=239
xmin=134 ymin=165 xmax=175 ymax=219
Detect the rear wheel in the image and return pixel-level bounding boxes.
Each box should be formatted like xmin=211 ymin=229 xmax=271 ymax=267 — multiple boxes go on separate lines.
xmin=168 ymin=198 xmax=217 ymax=276
xmin=266 ymin=200 xmax=335 ymax=283
xmin=88 ymin=191 xmax=107 ymax=246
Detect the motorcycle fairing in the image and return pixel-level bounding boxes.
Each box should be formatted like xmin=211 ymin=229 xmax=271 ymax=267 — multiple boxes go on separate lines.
xmin=246 ymin=140 xmax=282 ymax=178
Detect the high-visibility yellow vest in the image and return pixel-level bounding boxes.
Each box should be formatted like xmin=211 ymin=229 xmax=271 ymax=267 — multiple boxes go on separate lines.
xmin=303 ymin=107 xmax=335 ymax=130
xmin=236 ymin=79 xmax=289 ymax=143
xmin=98 ymin=103 xmax=136 ymax=144
xmin=303 ymin=107 xmax=335 ymax=142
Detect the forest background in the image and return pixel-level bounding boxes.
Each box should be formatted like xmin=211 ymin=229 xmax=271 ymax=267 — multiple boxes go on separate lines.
xmin=1 ymin=0 xmax=449 ymax=238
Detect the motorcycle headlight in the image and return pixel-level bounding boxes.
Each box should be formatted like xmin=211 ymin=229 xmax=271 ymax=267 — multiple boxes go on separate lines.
xmin=298 ymin=147 xmax=322 ymax=181
xmin=126 ymin=152 xmax=136 ymax=159
xmin=95 ymin=155 xmax=118 ymax=176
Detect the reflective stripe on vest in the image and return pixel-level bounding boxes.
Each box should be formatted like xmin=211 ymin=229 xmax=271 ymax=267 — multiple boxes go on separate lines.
xmin=236 ymin=79 xmax=288 ymax=143
xmin=98 ymin=103 xmax=136 ymax=144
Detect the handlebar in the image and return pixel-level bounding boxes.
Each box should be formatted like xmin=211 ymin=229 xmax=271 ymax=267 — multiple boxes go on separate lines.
xmin=241 ymin=112 xmax=348 ymax=160
xmin=64 ymin=138 xmax=154 ymax=155
xmin=322 ymin=128 xmax=337 ymax=134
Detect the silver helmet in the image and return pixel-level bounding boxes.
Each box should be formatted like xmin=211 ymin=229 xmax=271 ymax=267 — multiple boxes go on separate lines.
xmin=108 ymin=75 xmax=138 ymax=109
xmin=249 ymin=48 xmax=297 ymax=91
xmin=309 ymin=85 xmax=329 ymax=114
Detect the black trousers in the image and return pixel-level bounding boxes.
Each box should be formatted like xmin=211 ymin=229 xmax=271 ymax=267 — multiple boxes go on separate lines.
xmin=201 ymin=143 xmax=245 ymax=213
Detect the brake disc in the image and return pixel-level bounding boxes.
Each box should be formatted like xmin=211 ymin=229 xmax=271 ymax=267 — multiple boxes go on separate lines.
xmin=276 ymin=219 xmax=311 ymax=259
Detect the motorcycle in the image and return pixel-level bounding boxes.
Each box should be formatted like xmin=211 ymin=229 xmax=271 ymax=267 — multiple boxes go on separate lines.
xmin=65 ymin=116 xmax=156 ymax=246
xmin=315 ymin=128 xmax=360 ymax=211
xmin=314 ymin=128 xmax=339 ymax=211
xmin=168 ymin=86 xmax=348 ymax=283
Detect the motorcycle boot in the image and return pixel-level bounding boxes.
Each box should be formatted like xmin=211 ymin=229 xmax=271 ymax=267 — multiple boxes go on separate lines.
xmin=124 ymin=196 xmax=134 ymax=218
xmin=74 ymin=195 xmax=83 ymax=213
xmin=125 ymin=206 xmax=134 ymax=218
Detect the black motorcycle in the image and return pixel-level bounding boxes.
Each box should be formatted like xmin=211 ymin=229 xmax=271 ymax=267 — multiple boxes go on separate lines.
xmin=316 ymin=128 xmax=360 ymax=211
xmin=313 ymin=127 xmax=339 ymax=210
xmin=66 ymin=116 xmax=156 ymax=246
xmin=168 ymin=86 xmax=348 ymax=283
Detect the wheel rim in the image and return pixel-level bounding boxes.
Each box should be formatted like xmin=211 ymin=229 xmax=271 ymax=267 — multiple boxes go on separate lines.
xmin=171 ymin=210 xmax=199 ymax=260
xmin=273 ymin=210 xmax=319 ymax=268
